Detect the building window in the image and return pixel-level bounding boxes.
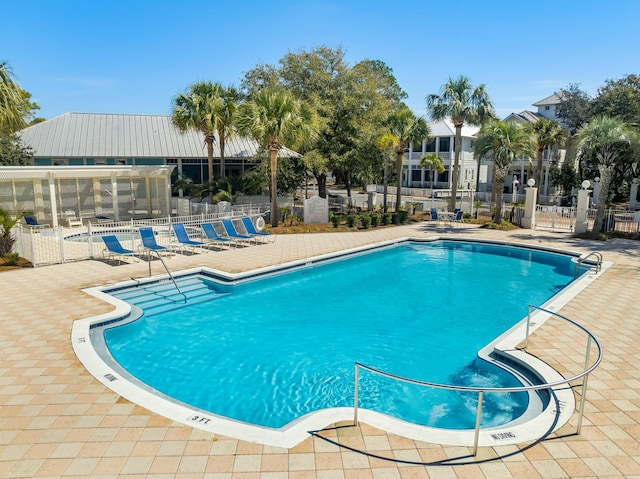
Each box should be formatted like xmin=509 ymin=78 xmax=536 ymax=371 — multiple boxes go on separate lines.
xmin=545 ymin=106 xmax=550 ymax=111
xmin=425 ymin=139 xmax=436 ymax=152
xmin=52 ymin=159 xmax=68 ymax=166
xmin=411 ymin=169 xmax=421 ymax=182
xmin=412 ymin=141 xmax=423 ymax=153
xmin=439 ymin=138 xmax=450 ymax=152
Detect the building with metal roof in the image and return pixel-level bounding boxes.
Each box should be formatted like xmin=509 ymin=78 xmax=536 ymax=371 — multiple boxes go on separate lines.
xmin=18 ymin=112 xmax=298 ymax=182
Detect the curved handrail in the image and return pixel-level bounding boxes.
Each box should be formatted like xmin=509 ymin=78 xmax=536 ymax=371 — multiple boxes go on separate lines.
xmin=574 ymin=251 xmax=603 ymax=278
xmin=353 ymin=305 xmax=602 ymax=455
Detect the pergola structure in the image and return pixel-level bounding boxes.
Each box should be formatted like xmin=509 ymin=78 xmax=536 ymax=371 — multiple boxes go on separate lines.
xmin=0 ymin=165 xmax=174 ymax=227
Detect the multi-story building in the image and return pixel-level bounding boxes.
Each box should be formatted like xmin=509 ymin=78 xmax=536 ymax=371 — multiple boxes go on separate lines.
xmin=404 ymin=119 xmax=481 ymax=191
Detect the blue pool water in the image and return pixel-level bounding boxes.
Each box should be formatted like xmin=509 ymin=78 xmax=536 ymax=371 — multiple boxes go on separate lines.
xmin=102 ymin=241 xmax=578 ymax=430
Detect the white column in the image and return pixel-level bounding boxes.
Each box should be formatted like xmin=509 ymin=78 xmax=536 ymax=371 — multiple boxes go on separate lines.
xmin=592 ymin=177 xmax=601 ymax=208
xmin=48 ymin=173 xmax=59 ymax=228
xmin=629 ymin=178 xmax=638 ymax=209
xmin=111 ymin=173 xmax=120 ymax=221
xmin=521 ymin=179 xmax=538 ymax=229
xmin=575 ymin=184 xmax=592 ymax=234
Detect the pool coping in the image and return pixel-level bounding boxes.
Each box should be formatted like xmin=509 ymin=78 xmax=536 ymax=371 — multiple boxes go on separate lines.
xmin=71 ymin=236 xmax=611 ymax=449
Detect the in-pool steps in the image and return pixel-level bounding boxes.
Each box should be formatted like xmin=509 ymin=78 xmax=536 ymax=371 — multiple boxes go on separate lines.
xmin=110 ymin=276 xmax=229 ymax=316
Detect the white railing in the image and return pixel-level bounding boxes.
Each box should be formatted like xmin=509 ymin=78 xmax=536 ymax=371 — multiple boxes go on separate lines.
xmin=354 ymin=305 xmax=602 ymax=456
xmin=13 ymin=204 xmax=269 ymax=267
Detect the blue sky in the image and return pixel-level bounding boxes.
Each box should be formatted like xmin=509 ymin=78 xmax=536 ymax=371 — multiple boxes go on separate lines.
xmin=4 ymin=0 xmax=639 ymax=121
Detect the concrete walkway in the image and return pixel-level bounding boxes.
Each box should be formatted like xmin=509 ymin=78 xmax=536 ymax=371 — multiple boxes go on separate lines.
xmin=1 ymin=222 xmax=639 ymax=478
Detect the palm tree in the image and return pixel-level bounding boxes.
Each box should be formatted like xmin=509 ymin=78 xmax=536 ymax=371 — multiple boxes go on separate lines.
xmin=375 ymin=132 xmax=399 ymax=213
xmin=524 ymin=118 xmax=567 ymax=189
xmin=171 ymin=81 xmax=223 ymax=187
xmin=237 ymin=88 xmax=318 ymax=227
xmin=419 ymin=153 xmax=445 ymax=188
xmin=577 ymin=116 xmax=639 ymax=235
xmin=216 ymin=85 xmax=240 ymax=178
xmin=383 ymin=106 xmax=430 ymax=211
xmin=0 ymin=61 xmax=27 ymax=132
xmin=427 ymin=76 xmax=495 ymax=210
xmin=475 ymin=121 xmax=535 ymax=224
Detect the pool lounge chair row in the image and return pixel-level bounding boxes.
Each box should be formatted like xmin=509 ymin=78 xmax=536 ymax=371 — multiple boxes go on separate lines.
xmin=101 ymin=217 xmax=273 ymax=263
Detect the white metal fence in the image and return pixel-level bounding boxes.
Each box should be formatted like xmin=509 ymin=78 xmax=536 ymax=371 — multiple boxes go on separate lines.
xmin=13 ymin=204 xmax=269 ymax=267
xmin=532 ymin=206 xmax=640 ymax=233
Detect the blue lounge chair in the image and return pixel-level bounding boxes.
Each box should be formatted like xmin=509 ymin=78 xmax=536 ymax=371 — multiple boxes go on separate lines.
xmin=221 ymin=219 xmax=256 ymax=244
xmin=101 ymin=235 xmax=137 ymax=264
xmin=240 ymin=217 xmax=273 ymax=242
xmin=450 ymin=210 xmax=464 ymax=226
xmin=171 ymin=223 xmax=207 ymax=253
xmin=429 ymin=208 xmax=441 ymax=226
xmin=139 ymin=227 xmax=168 ymax=253
xmin=201 ymin=223 xmax=233 ymax=249
xmin=23 ymin=215 xmax=49 ymax=228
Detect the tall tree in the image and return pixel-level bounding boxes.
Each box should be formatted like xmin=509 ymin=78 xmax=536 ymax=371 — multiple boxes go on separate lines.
xmin=383 ymin=106 xmax=430 ymax=210
xmin=0 ymin=131 xmax=33 ymax=165
xmin=375 ymin=133 xmax=398 ymax=212
xmin=216 ymin=85 xmax=240 ymax=178
xmin=0 ymin=61 xmax=39 ymax=133
xmin=556 ymin=84 xmax=593 ymax=135
xmin=172 ymin=81 xmax=223 ymax=186
xmin=577 ymin=116 xmax=639 ymax=236
xmin=419 ymin=153 xmax=445 ymax=188
xmin=237 ymin=88 xmax=318 ymax=227
xmin=524 ymin=118 xmax=567 ymax=189
xmin=591 ymin=74 xmax=640 ymax=130
xmin=242 ymin=47 xmax=406 ymax=198
xmin=427 ymin=76 xmax=495 ymax=210
xmin=475 ymin=121 xmax=535 ymax=224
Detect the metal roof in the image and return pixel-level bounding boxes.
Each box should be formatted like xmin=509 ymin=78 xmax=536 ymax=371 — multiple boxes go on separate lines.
xmin=428 ymin=119 xmax=480 ymax=138
xmin=19 ymin=112 xmax=298 ymax=159
xmin=503 ymin=110 xmax=542 ymax=123
xmin=532 ymin=93 xmax=564 ymax=107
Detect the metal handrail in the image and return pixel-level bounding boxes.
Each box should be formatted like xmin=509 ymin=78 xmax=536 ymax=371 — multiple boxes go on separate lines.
xmin=150 ymin=251 xmax=187 ymax=303
xmin=353 ymin=305 xmax=602 ymax=456
xmin=574 ymin=251 xmax=603 ymax=278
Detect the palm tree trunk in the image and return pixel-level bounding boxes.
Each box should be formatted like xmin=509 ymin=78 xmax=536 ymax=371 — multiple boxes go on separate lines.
xmin=316 ymin=174 xmax=327 ymax=198
xmin=590 ymin=165 xmax=612 ymax=236
xmin=395 ymin=151 xmax=403 ymax=211
xmin=450 ymin=126 xmax=462 ymax=211
xmin=383 ymin=154 xmax=389 ymax=213
xmin=220 ymin=136 xmax=226 ymax=178
xmin=206 ymin=136 xmax=215 ymax=203
xmin=536 ymin=149 xmax=544 ymax=190
xmin=270 ymin=148 xmax=279 ymax=227
xmin=493 ymin=177 xmax=505 ymax=224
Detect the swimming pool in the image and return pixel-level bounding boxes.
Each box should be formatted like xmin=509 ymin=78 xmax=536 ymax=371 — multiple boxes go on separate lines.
xmin=84 ymin=240 xmax=584 ymax=439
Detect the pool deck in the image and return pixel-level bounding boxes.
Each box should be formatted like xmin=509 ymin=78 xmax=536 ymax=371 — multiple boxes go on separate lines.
xmin=1 ymin=222 xmax=639 ymax=478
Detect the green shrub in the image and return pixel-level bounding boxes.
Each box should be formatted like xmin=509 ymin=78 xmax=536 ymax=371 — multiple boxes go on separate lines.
xmin=360 ymin=214 xmax=371 ymax=229
xmin=2 ymin=252 xmax=20 ymax=266
xmin=382 ymin=212 xmax=392 ymax=225
xmin=397 ymin=210 xmax=409 ymax=224
xmin=330 ymin=214 xmax=341 ymax=228
xmin=370 ymin=213 xmax=380 ymax=227
xmin=346 ymin=214 xmax=358 ymax=228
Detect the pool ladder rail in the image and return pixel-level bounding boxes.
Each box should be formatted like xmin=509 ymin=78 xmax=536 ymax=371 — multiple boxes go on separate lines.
xmin=574 ymin=251 xmax=603 ymax=278
xmin=147 ymin=250 xmax=187 ymax=303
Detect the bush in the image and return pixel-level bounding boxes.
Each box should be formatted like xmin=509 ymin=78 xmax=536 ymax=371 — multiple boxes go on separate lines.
xmin=382 ymin=212 xmax=392 ymax=225
xmin=370 ymin=213 xmax=380 ymax=227
xmin=346 ymin=214 xmax=358 ymax=228
xmin=330 ymin=214 xmax=341 ymax=228
xmin=360 ymin=214 xmax=371 ymax=229
xmin=2 ymin=252 xmax=19 ymax=266
xmin=397 ymin=210 xmax=409 ymax=224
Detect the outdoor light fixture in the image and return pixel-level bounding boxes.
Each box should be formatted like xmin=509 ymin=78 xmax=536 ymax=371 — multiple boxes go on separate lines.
xmin=581 ymin=180 xmax=591 ymax=189
xmin=527 ymin=178 xmax=536 ymax=187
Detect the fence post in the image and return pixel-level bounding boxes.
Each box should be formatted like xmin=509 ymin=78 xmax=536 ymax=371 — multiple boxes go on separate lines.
xmin=59 ymin=225 xmax=65 ymax=263
xmin=87 ymin=222 xmax=93 ymax=258
xmin=353 ymin=365 xmax=359 ymax=426
xmin=472 ymin=391 xmax=484 ymax=456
